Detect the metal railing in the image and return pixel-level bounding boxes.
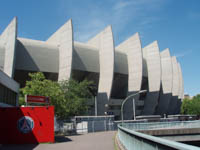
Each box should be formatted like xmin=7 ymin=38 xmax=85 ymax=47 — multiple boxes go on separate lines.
xmin=118 ymin=121 xmax=200 ymax=150
xmin=121 ymin=120 xmax=200 ymax=131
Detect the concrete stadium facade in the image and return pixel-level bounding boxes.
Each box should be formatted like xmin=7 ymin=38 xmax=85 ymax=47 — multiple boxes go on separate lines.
xmin=0 ymin=18 xmax=184 ymax=119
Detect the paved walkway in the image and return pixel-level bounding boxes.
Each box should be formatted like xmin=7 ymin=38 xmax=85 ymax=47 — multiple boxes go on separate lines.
xmin=1 ymin=131 xmax=116 ymax=150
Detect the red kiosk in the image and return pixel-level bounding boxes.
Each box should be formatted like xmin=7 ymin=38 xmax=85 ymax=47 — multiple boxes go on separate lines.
xmin=0 ymin=95 xmax=54 ymax=144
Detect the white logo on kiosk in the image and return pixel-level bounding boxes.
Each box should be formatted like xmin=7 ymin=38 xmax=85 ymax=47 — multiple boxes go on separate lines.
xmin=17 ymin=116 xmax=34 ymax=133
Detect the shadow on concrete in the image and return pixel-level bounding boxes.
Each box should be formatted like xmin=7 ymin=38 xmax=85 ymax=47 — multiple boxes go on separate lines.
xmin=96 ymin=92 xmax=108 ymax=116
xmin=155 ymin=84 xmax=172 ymax=116
xmin=167 ymin=96 xmax=179 ymax=115
xmin=182 ymin=141 xmax=200 ymax=147
xmin=142 ymin=91 xmax=160 ymax=115
xmin=55 ymin=135 xmax=72 ymax=143
xmin=0 ymin=107 xmax=39 ymax=147
xmin=0 ymin=144 xmax=38 ymax=150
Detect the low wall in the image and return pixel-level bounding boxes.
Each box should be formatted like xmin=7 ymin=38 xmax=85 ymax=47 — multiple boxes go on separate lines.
xmin=118 ymin=124 xmax=200 ymax=150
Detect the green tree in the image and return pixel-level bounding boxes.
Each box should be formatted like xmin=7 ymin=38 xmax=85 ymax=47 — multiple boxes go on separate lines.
xmin=59 ymin=79 xmax=94 ymax=118
xmin=181 ymin=94 xmax=200 ymax=115
xmin=20 ymin=72 xmax=94 ymax=120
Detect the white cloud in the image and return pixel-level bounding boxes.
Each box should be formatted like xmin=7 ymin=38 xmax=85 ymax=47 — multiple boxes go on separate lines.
xmin=58 ymin=0 xmax=167 ymax=43
xmin=175 ymin=50 xmax=193 ymax=58
xmin=113 ymin=1 xmax=134 ymax=10
xmin=74 ymin=19 xmax=107 ymax=42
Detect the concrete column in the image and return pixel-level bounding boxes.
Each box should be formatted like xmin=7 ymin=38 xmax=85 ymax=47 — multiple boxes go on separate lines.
xmin=116 ymin=33 xmax=143 ymax=119
xmin=142 ymin=41 xmax=161 ymax=115
xmin=178 ymin=63 xmax=183 ymax=100
xmin=87 ymin=26 xmax=115 ymax=115
xmin=167 ymin=57 xmax=180 ymax=115
xmin=47 ymin=19 xmax=73 ymax=81
xmin=175 ymin=63 xmax=184 ymax=114
xmin=155 ymin=49 xmax=173 ymax=115
xmin=0 ymin=17 xmax=17 ymax=78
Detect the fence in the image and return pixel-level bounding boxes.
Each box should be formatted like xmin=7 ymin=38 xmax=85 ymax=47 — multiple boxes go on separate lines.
xmin=75 ymin=116 xmax=115 ymax=133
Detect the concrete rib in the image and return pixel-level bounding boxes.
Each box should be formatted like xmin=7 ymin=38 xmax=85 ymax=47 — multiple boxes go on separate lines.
xmin=87 ymin=26 xmax=115 ymax=115
xmin=47 ymin=19 xmax=73 ymax=81
xmin=1 ymin=17 xmax=17 ymax=77
xmin=142 ymin=41 xmax=161 ymax=115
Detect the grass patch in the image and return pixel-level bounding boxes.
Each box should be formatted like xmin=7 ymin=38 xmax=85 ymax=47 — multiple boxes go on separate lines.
xmin=113 ymin=132 xmax=120 ymax=150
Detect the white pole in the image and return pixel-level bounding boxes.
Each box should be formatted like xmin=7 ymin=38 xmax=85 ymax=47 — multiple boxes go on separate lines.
xmin=121 ymin=90 xmax=147 ymax=125
xmin=25 ymin=95 xmax=27 ymax=106
xmin=95 ymin=96 xmax=97 ymax=116
xmin=133 ymin=98 xmax=136 ymax=121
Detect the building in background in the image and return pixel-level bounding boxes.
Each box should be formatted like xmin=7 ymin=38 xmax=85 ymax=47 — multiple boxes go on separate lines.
xmin=184 ymin=94 xmax=192 ymax=100
xmin=0 ymin=70 xmax=19 ymax=107
xmin=0 ymin=17 xmax=184 ymax=119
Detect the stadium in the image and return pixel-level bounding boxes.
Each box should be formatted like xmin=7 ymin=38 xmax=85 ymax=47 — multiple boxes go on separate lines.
xmin=0 ymin=17 xmax=184 ymax=119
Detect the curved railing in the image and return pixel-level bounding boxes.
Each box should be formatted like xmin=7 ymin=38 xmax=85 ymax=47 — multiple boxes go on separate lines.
xmin=117 ymin=121 xmax=200 ymax=150
xmin=122 ymin=120 xmax=200 ymax=131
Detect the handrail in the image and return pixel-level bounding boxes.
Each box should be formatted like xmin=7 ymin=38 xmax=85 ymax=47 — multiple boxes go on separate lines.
xmin=118 ymin=124 xmax=200 ymax=150
xmin=121 ymin=120 xmax=200 ymax=131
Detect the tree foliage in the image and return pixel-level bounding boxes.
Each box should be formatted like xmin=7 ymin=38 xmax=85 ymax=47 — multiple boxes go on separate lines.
xmin=181 ymin=94 xmax=200 ymax=115
xmin=20 ymin=72 xmax=94 ymax=120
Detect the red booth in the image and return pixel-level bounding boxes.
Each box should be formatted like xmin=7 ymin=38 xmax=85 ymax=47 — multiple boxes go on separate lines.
xmin=0 ymin=106 xmax=54 ymax=144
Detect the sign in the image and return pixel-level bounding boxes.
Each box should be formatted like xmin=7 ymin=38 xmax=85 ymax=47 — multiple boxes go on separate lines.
xmin=26 ymin=95 xmax=50 ymax=104
xmin=17 ymin=116 xmax=34 ymax=134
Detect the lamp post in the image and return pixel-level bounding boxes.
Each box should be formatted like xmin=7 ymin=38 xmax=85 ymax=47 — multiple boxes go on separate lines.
xmin=133 ymin=98 xmax=136 ymax=121
xmin=95 ymin=96 xmax=97 ymax=116
xmin=121 ymin=90 xmax=147 ymax=125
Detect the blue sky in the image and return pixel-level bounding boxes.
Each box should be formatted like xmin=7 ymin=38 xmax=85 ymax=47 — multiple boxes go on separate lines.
xmin=0 ymin=0 xmax=199 ymax=96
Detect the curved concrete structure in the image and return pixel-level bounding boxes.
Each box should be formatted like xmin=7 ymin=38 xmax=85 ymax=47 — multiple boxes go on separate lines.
xmin=15 ymin=38 xmax=59 ymax=73
xmin=116 ymin=33 xmax=143 ymax=95
xmin=178 ymin=63 xmax=183 ymax=100
xmin=155 ymin=49 xmax=173 ymax=115
xmin=87 ymin=26 xmax=115 ymax=115
xmin=167 ymin=57 xmax=180 ymax=115
xmin=142 ymin=41 xmax=161 ymax=115
xmin=47 ymin=19 xmax=73 ymax=81
xmin=0 ymin=42 xmax=5 ymax=70
xmin=175 ymin=62 xmax=183 ymax=114
xmin=0 ymin=17 xmax=184 ymax=118
xmin=0 ymin=17 xmax=17 ymax=77
xmin=73 ymin=42 xmax=99 ymax=73
xmin=116 ymin=33 xmax=143 ymax=118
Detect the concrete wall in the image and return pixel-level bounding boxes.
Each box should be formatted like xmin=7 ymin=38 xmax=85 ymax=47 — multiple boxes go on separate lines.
xmin=0 ymin=69 xmax=19 ymax=106
xmin=87 ymin=26 xmax=115 ymax=115
xmin=156 ymin=49 xmax=173 ymax=115
xmin=16 ymin=38 xmax=59 ymax=73
xmin=175 ymin=63 xmax=183 ymax=114
xmin=0 ymin=69 xmax=19 ymax=93
xmin=47 ymin=19 xmax=73 ymax=81
xmin=0 ymin=17 xmax=17 ymax=77
xmin=73 ymin=42 xmax=99 ymax=73
xmin=142 ymin=41 xmax=161 ymax=115
xmin=167 ymin=57 xmax=180 ymax=115
xmin=178 ymin=63 xmax=183 ymax=100
xmin=0 ymin=42 xmax=5 ymax=70
xmin=114 ymin=51 xmax=128 ymax=74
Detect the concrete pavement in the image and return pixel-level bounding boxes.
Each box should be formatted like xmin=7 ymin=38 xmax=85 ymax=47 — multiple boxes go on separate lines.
xmin=1 ymin=131 xmax=116 ymax=150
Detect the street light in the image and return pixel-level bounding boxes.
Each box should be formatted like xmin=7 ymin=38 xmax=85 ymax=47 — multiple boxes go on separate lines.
xmin=121 ymin=90 xmax=147 ymax=125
